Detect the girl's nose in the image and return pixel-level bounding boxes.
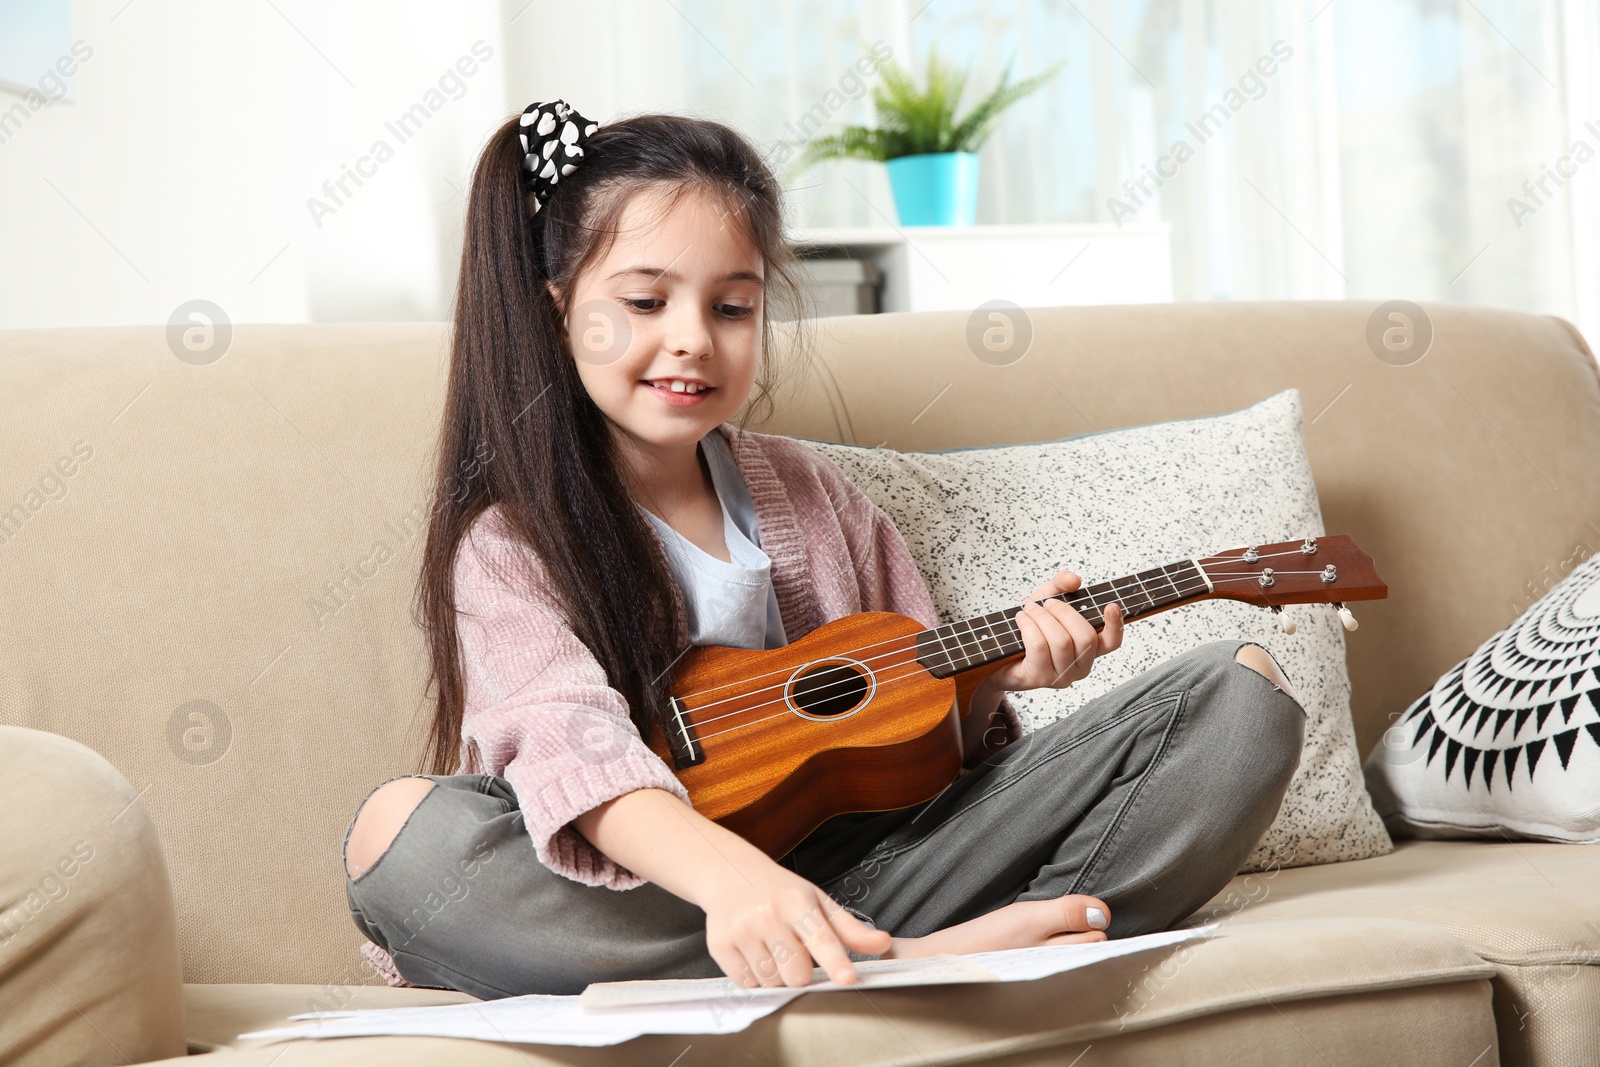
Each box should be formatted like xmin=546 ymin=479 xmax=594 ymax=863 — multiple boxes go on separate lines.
xmin=664 ymin=307 xmax=713 ymax=359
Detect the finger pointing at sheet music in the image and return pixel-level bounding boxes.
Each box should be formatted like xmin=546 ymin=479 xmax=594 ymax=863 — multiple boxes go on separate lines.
xmin=991 ymin=569 xmax=1125 ymax=693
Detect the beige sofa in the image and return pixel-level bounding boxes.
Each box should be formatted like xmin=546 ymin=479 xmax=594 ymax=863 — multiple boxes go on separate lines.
xmin=2 ymin=300 xmax=1597 ymax=1066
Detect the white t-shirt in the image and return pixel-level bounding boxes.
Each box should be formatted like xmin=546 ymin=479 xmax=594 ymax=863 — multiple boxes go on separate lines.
xmin=637 ymin=430 xmax=788 ymax=651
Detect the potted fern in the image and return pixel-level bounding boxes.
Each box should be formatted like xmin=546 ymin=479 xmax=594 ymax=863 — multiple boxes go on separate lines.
xmin=788 ymin=48 xmax=1063 ymax=226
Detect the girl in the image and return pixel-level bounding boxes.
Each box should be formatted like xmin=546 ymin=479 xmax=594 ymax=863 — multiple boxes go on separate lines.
xmin=341 ymin=100 xmax=1306 ymax=1000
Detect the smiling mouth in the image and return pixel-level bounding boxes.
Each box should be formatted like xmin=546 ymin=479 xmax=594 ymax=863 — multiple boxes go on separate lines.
xmin=641 ymin=379 xmax=714 ymax=394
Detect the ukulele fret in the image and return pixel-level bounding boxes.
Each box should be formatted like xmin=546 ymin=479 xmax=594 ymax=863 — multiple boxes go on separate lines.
xmin=1159 ymin=561 xmax=1188 ymax=604
xmin=1127 ymin=567 xmax=1167 ymax=616
xmin=1112 ymin=566 xmax=1169 ymax=619
xmin=971 ymin=613 xmax=1007 ymax=665
xmin=928 ymin=622 xmax=964 ymax=676
xmin=953 ymin=616 xmax=981 ymax=672
xmin=1072 ymin=583 xmax=1105 ymax=626
xmin=946 ymin=616 xmax=979 ymax=675
xmin=916 ymin=561 xmax=1205 ymax=678
xmin=975 ymin=611 xmax=1013 ymax=669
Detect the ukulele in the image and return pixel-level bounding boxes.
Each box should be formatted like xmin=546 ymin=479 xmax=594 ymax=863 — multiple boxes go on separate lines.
xmin=646 ymin=534 xmax=1387 ymax=859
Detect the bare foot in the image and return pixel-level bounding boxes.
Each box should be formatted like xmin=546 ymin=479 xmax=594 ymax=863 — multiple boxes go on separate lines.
xmin=883 ymin=895 xmax=1111 ymax=959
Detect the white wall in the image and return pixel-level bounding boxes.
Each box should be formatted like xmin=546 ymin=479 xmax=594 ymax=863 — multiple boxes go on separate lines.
xmin=0 ymin=1 xmax=809 ymax=330
xmin=0 ymin=0 xmax=531 ymax=329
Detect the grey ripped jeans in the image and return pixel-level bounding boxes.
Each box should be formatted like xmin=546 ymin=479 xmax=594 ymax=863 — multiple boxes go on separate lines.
xmin=343 ymin=639 xmax=1305 ymax=999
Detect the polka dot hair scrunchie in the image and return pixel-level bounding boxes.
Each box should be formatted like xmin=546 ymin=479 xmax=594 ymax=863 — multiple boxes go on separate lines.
xmin=518 ymin=99 xmax=600 ymax=216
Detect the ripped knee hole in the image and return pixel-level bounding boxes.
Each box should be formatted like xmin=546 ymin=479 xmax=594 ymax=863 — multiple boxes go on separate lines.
xmin=345 ymin=776 xmax=436 ymax=879
xmin=1233 ymin=643 xmax=1299 ymax=704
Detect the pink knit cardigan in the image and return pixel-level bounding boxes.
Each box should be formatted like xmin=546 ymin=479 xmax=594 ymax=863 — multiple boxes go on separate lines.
xmin=360 ymin=422 xmax=1024 ymax=986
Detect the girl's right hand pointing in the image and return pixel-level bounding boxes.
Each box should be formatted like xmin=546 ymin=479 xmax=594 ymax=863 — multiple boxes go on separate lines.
xmin=700 ymin=866 xmax=893 ymax=988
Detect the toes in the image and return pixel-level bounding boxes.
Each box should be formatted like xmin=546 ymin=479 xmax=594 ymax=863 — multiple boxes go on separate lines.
xmin=1052 ymin=894 xmax=1111 ymax=934
xmin=1043 ymin=929 xmax=1109 ymax=946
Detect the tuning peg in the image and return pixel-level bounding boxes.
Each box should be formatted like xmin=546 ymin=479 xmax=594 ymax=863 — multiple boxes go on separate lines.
xmin=1271 ymin=605 xmax=1296 ymax=634
xmin=1335 ymin=602 xmax=1359 ymax=631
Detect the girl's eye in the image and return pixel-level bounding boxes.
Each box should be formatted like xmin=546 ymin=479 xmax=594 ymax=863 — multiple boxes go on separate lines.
xmin=620 ymin=298 xmax=755 ymax=320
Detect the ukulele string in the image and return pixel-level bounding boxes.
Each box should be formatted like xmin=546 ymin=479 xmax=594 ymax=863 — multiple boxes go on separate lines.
xmin=686 ymin=561 xmax=1294 ymax=743
xmin=681 ymin=561 xmax=1318 ymax=747
xmin=676 ymin=564 xmax=1298 ymax=740
xmin=672 ymin=563 xmax=1286 ymax=739
xmin=687 ymin=659 xmax=941 ymax=744
xmin=668 ymin=546 xmax=1323 ymax=712
xmin=674 ymin=564 xmax=1303 ymax=733
xmin=672 ymin=564 xmax=1193 ymax=716
xmin=662 ymin=559 xmax=1222 ymax=710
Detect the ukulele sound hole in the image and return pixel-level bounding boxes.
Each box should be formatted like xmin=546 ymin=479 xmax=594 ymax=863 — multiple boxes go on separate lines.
xmin=787 ymin=658 xmax=874 ymax=720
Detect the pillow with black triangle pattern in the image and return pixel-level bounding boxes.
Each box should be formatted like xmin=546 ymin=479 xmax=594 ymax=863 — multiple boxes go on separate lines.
xmin=1364 ymin=549 xmax=1600 ymax=842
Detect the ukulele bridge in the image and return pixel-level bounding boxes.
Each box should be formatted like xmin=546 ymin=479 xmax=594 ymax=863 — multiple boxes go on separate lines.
xmin=663 ymin=696 xmax=706 ymax=770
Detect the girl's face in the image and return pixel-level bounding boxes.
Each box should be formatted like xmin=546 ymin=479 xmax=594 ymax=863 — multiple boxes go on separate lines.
xmin=558 ymin=183 xmax=764 ymax=455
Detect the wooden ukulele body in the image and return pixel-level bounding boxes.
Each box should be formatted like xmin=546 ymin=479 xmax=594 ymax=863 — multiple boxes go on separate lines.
xmin=645 ymin=611 xmax=969 ymax=860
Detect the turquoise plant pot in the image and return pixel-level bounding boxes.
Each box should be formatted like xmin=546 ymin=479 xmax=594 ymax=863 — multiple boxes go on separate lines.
xmin=885 ymin=152 xmax=981 ymax=226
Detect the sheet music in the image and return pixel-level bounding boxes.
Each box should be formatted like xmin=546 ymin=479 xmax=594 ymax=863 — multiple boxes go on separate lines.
xmin=237 ymin=925 xmax=1215 ymax=1048
xmin=580 ymin=952 xmax=996 ymax=1007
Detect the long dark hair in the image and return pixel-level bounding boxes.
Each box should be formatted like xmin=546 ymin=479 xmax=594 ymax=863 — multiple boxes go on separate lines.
xmin=415 ymin=111 xmax=813 ymax=776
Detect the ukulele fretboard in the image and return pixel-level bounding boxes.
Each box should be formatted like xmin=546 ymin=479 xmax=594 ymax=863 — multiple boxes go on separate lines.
xmin=914 ymin=559 xmax=1210 ymax=679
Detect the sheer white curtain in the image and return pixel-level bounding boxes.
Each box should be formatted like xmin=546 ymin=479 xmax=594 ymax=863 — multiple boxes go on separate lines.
xmin=654 ymin=0 xmax=1600 ymax=340
xmin=1331 ymin=0 xmax=1600 ymax=336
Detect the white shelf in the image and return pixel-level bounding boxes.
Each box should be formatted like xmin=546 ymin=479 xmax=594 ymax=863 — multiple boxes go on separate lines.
xmin=789 ymin=223 xmax=1174 ymax=313
xmin=792 ymin=222 xmax=1171 ymax=245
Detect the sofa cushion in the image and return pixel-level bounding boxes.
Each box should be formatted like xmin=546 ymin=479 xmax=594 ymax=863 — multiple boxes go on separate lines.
xmin=1199 ymin=839 xmax=1600 ymax=1067
xmin=176 ymin=918 xmax=1493 ymax=1066
xmin=1364 ymin=551 xmax=1600 ymax=843
xmin=0 ymin=726 xmax=188 ymax=1066
xmin=806 ymin=388 xmax=1392 ymax=872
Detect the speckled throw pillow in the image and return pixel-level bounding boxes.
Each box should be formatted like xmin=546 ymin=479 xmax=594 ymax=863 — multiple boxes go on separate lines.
xmin=806 ymin=389 xmax=1393 ymax=873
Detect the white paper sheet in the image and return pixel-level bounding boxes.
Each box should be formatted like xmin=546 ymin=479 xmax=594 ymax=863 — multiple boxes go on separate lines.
xmin=237 ymin=924 xmax=1215 ymax=1048
xmin=578 ymin=951 xmax=999 ymax=1007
